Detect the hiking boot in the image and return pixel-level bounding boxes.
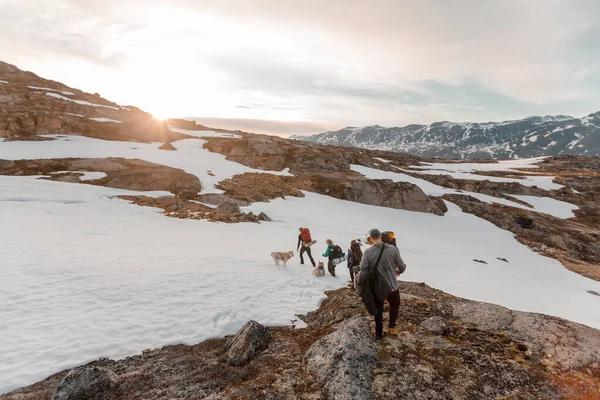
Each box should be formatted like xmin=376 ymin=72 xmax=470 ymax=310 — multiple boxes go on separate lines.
xmin=388 ymin=327 xmax=398 ymax=337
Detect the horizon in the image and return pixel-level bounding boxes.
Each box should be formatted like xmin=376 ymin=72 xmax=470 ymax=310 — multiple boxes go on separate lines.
xmin=1 ymin=0 xmax=599 ymax=136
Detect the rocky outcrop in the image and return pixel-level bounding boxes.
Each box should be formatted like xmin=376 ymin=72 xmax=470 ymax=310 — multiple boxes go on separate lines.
xmin=225 ymin=320 xmax=270 ymax=366
xmin=158 ymin=142 xmax=176 ymax=151
xmin=51 ymin=367 xmax=118 ymax=400
xmin=0 ymin=158 xmax=201 ymax=199
xmin=344 ymin=179 xmax=444 ymax=215
xmin=305 ymin=316 xmax=377 ymax=400
xmin=4 ymin=283 xmax=600 ymax=400
xmin=217 ymin=172 xmax=446 ymax=215
xmin=0 ymin=61 xmax=190 ymax=143
xmin=118 ymin=195 xmax=263 ymax=223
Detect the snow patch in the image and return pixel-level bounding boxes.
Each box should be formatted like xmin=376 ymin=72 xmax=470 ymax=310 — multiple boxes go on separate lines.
xmin=373 ymin=157 xmax=392 ymax=163
xmin=170 ymin=127 xmax=242 ymax=139
xmin=50 ymin=171 xmax=108 ymax=181
xmin=90 ymin=117 xmax=123 ymax=124
xmin=512 ymin=195 xmax=578 ymax=219
xmin=46 ymin=93 xmax=120 ymax=110
xmin=29 ymin=86 xmax=75 ymax=96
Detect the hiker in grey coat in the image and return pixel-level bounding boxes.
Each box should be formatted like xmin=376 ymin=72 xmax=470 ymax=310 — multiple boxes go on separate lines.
xmin=356 ymin=228 xmax=406 ymax=339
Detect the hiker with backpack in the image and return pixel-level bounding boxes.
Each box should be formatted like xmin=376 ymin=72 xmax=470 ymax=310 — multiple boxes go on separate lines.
xmin=322 ymin=239 xmax=345 ymax=277
xmin=297 ymin=227 xmax=316 ymax=267
xmin=356 ymin=228 xmax=406 ymax=340
xmin=347 ymin=239 xmax=363 ymax=284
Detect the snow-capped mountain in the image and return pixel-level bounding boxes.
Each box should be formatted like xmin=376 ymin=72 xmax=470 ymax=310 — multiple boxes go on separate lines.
xmin=293 ymin=112 xmax=600 ymax=159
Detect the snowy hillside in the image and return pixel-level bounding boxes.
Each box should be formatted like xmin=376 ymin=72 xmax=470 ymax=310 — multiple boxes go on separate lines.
xmin=293 ymin=112 xmax=600 ymax=159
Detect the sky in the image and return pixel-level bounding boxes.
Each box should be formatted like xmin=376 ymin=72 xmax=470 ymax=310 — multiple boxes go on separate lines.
xmin=1 ymin=0 xmax=599 ymax=135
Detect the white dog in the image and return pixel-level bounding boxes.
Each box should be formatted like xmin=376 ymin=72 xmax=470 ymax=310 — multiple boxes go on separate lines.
xmin=271 ymin=251 xmax=294 ymax=267
xmin=312 ymin=261 xmax=325 ymax=277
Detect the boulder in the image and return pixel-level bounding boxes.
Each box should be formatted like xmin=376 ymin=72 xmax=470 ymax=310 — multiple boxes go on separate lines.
xmin=159 ymin=142 xmax=177 ymax=151
xmin=51 ymin=367 xmax=118 ymax=400
xmin=257 ymin=212 xmax=271 ymax=221
xmin=217 ymin=201 xmax=240 ymax=214
xmin=420 ymin=316 xmax=447 ymax=335
xmin=225 ymin=320 xmax=270 ymax=366
xmin=515 ymin=216 xmax=534 ymax=229
xmin=305 ymin=316 xmax=377 ymax=400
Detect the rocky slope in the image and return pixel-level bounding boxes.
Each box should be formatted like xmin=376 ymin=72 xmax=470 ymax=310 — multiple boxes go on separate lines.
xmin=293 ymin=113 xmax=600 ymax=159
xmin=3 ymin=284 xmax=599 ymax=400
xmin=0 ymin=60 xmax=190 ymax=143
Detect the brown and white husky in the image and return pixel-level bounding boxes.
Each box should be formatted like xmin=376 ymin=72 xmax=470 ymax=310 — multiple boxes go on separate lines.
xmin=312 ymin=261 xmax=325 ymax=277
xmin=271 ymin=251 xmax=294 ymax=267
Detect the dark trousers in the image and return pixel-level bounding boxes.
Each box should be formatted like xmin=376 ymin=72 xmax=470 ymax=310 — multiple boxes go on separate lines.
xmin=374 ymin=290 xmax=401 ymax=338
xmin=299 ymin=246 xmax=316 ymax=267
xmin=327 ymin=259 xmax=336 ymax=276
xmin=348 ymin=265 xmax=356 ymax=283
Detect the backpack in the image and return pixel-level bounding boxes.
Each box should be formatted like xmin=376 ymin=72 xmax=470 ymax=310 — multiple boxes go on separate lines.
xmin=350 ymin=241 xmax=363 ymax=265
xmin=381 ymin=231 xmax=397 ymax=248
xmin=300 ymin=228 xmax=312 ymax=243
xmin=329 ymin=245 xmax=343 ymax=260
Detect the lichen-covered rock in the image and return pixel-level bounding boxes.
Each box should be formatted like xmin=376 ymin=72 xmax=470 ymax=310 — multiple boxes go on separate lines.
xmin=420 ymin=316 xmax=447 ymax=335
xmin=51 ymin=366 xmax=118 ymax=400
xmin=305 ymin=316 xmax=377 ymax=399
xmin=217 ymin=201 xmax=240 ymax=215
xmin=225 ymin=320 xmax=270 ymax=366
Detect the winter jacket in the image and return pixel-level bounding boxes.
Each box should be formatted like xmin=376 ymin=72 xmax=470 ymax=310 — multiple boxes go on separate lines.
xmin=357 ymin=243 xmax=406 ymax=315
xmin=322 ymin=243 xmax=334 ymax=258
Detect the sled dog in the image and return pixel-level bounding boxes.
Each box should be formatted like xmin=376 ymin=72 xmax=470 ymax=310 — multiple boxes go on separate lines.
xmin=312 ymin=261 xmax=325 ymax=277
xmin=271 ymin=251 xmax=294 ymax=267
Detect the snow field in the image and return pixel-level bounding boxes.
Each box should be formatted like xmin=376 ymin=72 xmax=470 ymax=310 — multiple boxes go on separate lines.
xmin=0 ymin=139 xmax=598 ymax=393
xmin=0 ymin=135 xmax=292 ymax=195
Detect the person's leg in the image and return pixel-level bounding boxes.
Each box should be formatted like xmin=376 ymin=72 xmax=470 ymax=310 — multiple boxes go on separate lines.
xmin=306 ymin=247 xmax=316 ymax=267
xmin=327 ymin=260 xmax=336 ymax=276
xmin=349 ymin=265 xmax=355 ymax=282
xmin=299 ymin=247 xmax=306 ymax=264
xmin=374 ymin=296 xmax=384 ymax=338
xmin=387 ymin=290 xmax=401 ymax=328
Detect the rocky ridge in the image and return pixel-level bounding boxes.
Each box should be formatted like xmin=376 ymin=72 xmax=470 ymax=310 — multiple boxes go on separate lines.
xmin=3 ymin=283 xmax=599 ymax=399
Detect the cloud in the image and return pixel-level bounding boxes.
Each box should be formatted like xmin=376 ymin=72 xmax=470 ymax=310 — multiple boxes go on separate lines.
xmin=1 ymin=0 xmax=599 ymax=128
xmin=0 ymin=0 xmax=130 ymax=66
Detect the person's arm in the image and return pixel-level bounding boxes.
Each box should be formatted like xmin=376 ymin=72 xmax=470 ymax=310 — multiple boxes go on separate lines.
xmin=322 ymin=245 xmax=331 ymax=258
xmin=394 ymin=247 xmax=407 ymax=275
xmin=297 ymin=234 xmax=302 ymax=251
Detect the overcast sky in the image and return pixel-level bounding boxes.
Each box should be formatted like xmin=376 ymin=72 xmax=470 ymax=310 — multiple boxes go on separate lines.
xmin=1 ymin=0 xmax=599 ymax=135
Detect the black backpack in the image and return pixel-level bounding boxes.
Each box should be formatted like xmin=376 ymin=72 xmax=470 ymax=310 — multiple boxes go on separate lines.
xmin=330 ymin=245 xmax=343 ymax=259
xmin=350 ymin=241 xmax=363 ymax=265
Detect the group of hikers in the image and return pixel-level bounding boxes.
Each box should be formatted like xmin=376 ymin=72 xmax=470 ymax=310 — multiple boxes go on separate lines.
xmin=296 ymin=227 xmax=407 ymax=339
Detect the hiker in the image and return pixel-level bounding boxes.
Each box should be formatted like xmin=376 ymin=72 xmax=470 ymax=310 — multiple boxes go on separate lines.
xmin=356 ymin=228 xmax=406 ymax=340
xmin=322 ymin=239 xmax=344 ymax=276
xmin=297 ymin=227 xmax=316 ymax=267
xmin=347 ymin=239 xmax=363 ymax=284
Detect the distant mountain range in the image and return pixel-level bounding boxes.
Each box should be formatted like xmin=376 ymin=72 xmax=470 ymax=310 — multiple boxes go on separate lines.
xmin=291 ymin=112 xmax=600 ymax=159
